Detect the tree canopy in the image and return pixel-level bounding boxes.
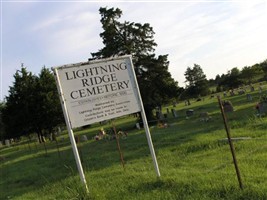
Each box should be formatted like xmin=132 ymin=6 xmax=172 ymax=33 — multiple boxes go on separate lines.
xmin=0 ymin=102 xmax=6 ymax=140
xmin=2 ymin=66 xmax=63 ymax=141
xmin=91 ymin=7 xmax=180 ymax=119
xmin=184 ymin=64 xmax=209 ymax=98
xmin=2 ymin=67 xmax=37 ymax=139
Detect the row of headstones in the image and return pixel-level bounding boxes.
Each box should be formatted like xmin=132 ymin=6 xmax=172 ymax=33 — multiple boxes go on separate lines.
xmin=75 ymin=135 xmax=89 ymax=143
xmin=225 ymin=85 xmax=265 ymax=97
xmin=156 ymin=108 xmax=206 ymax=119
xmin=156 ymin=108 xmax=178 ymax=120
xmin=0 ymin=139 xmax=12 ymax=148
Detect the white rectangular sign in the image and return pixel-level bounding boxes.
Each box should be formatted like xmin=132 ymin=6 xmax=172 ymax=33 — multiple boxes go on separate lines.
xmin=55 ymin=56 xmax=141 ymax=128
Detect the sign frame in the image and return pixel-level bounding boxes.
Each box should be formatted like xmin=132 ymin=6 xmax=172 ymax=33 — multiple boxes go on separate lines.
xmin=53 ymin=55 xmax=160 ymax=192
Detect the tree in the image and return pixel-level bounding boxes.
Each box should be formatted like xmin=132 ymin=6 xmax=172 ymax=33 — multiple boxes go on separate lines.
xmin=32 ymin=67 xmax=64 ymax=142
xmin=91 ymin=7 xmax=157 ymax=59
xmin=2 ymin=67 xmax=37 ymax=139
xmin=0 ymin=102 xmax=6 ymax=140
xmin=240 ymin=65 xmax=263 ymax=84
xmin=184 ymin=64 xmax=209 ymax=98
xmin=2 ymin=66 xmax=64 ymax=142
xmin=259 ymin=59 xmax=267 ymax=80
xmin=134 ymin=54 xmax=180 ymax=119
xmin=219 ymin=67 xmax=243 ymax=89
xmin=91 ymin=7 xmax=180 ymax=120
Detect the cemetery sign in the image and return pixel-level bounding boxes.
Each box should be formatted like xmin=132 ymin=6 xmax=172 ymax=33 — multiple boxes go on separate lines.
xmin=53 ymin=55 xmax=160 ymax=192
xmin=55 ymin=56 xmax=141 ymax=128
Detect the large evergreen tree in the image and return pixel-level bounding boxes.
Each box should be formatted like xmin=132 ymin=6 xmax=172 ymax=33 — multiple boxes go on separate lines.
xmin=33 ymin=67 xmax=64 ymax=142
xmin=2 ymin=66 xmax=63 ymax=142
xmin=2 ymin=67 xmax=37 ymax=139
xmin=0 ymin=102 xmax=6 ymax=140
xmin=91 ymin=7 xmax=180 ymax=120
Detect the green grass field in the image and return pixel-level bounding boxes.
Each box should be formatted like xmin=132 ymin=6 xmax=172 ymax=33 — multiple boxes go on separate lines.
xmin=1 ymin=87 xmax=267 ymax=200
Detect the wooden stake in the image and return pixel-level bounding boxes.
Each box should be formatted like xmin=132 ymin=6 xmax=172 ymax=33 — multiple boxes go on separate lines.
xmin=112 ymin=121 xmax=125 ymax=170
xmin=217 ymin=96 xmax=243 ymax=189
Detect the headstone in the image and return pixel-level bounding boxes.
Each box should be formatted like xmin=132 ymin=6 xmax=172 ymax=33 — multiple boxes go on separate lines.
xmin=238 ymin=90 xmax=245 ymax=95
xmin=57 ymin=127 xmax=62 ymax=136
xmin=136 ymin=122 xmax=141 ymax=130
xmin=199 ymin=112 xmax=210 ymax=122
xmin=100 ymin=120 xmax=108 ymax=125
xmin=224 ymin=105 xmax=234 ymax=112
xmin=246 ymin=94 xmax=252 ymax=101
xmin=171 ymin=109 xmax=178 ymax=118
xmin=223 ymin=101 xmax=234 ymax=112
xmin=258 ymin=103 xmax=267 ymax=116
xmin=5 ymin=139 xmax=10 ymax=147
xmin=187 ymin=99 xmax=191 ymax=105
xmin=156 ymin=111 xmax=164 ymax=120
xmin=186 ymin=109 xmax=194 ymax=117
xmin=80 ymin=135 xmax=88 ymax=142
xmin=230 ymin=90 xmax=235 ymax=96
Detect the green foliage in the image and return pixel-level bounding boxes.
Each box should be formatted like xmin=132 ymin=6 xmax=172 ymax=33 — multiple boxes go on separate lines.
xmin=91 ymin=7 xmax=156 ymax=59
xmin=2 ymin=66 xmax=64 ymax=141
xmin=260 ymin=59 xmax=267 ymax=80
xmin=34 ymin=67 xmax=64 ymax=136
xmin=0 ymin=102 xmax=6 ymax=140
xmin=91 ymin=7 xmax=180 ymax=119
xmin=214 ymin=59 xmax=266 ymax=91
xmin=240 ymin=65 xmax=263 ymax=84
xmin=2 ymin=67 xmax=37 ymax=138
xmin=184 ymin=64 xmax=210 ymax=98
xmin=219 ymin=68 xmax=243 ymax=89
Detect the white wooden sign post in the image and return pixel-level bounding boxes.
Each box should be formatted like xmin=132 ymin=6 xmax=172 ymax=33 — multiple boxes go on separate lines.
xmin=53 ymin=55 xmax=160 ymax=192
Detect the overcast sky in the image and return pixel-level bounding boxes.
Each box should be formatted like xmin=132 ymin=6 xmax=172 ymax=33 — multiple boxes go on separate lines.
xmin=1 ymin=0 xmax=267 ymax=101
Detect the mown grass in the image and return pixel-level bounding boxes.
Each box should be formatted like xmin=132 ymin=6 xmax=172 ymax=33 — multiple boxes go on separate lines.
xmin=0 ymin=87 xmax=267 ymax=200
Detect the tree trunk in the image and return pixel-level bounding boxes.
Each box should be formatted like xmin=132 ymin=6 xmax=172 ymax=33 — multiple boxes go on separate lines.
xmin=37 ymin=132 xmax=42 ymax=143
xmin=36 ymin=130 xmax=45 ymax=143
xmin=140 ymin=105 xmax=156 ymax=125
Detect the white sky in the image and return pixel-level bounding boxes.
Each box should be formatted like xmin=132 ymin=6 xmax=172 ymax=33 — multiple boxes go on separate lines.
xmin=1 ymin=0 xmax=267 ymax=101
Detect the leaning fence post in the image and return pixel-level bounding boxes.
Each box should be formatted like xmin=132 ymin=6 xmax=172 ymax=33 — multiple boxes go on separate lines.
xmin=217 ymin=96 xmax=243 ymax=190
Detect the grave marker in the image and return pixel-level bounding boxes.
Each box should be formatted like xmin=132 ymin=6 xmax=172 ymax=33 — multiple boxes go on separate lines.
xmin=246 ymin=94 xmax=252 ymax=101
xmin=223 ymin=101 xmax=234 ymax=112
xmin=81 ymin=135 xmax=88 ymax=142
xmin=186 ymin=109 xmax=194 ymax=117
xmin=171 ymin=109 xmax=178 ymax=118
xmin=5 ymin=139 xmax=10 ymax=147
